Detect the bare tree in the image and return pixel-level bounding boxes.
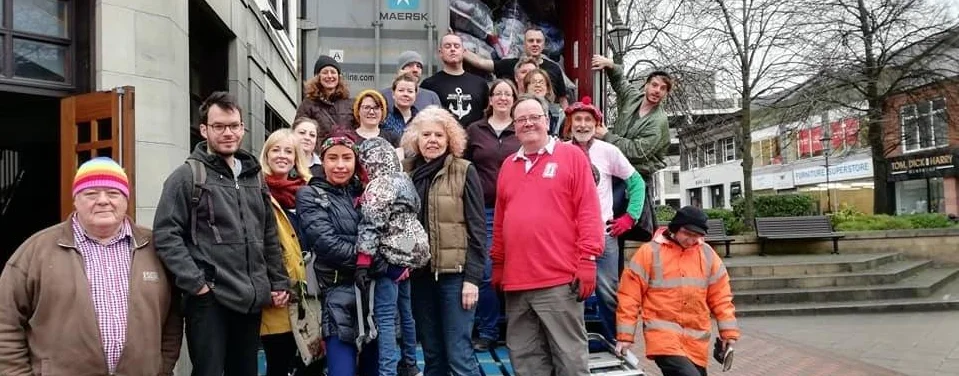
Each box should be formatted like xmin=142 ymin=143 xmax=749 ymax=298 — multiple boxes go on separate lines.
xmin=804 ymin=0 xmax=959 ymax=214
xmin=658 ymin=0 xmax=818 ymax=226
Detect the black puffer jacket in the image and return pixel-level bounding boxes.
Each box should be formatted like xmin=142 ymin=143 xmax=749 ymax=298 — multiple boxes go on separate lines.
xmin=295 ymin=171 xmax=384 ymax=343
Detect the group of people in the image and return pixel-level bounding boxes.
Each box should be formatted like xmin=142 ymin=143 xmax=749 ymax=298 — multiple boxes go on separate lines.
xmin=0 ymin=27 xmax=740 ymax=376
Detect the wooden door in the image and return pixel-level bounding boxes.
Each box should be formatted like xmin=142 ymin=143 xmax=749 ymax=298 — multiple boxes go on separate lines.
xmin=59 ymin=87 xmax=136 ymax=219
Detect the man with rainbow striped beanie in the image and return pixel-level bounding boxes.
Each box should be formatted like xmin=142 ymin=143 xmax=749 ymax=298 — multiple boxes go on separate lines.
xmin=0 ymin=156 xmax=182 ymax=375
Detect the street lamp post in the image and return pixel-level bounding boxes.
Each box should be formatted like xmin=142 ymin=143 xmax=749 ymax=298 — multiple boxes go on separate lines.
xmin=607 ymin=20 xmax=631 ymax=62
xmin=820 ymin=134 xmax=833 ymax=214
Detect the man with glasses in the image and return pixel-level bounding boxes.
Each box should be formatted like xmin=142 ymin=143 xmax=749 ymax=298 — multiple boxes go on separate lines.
xmin=491 ymin=95 xmax=603 ymax=375
xmin=421 ymin=33 xmax=489 ymax=127
xmin=153 ymin=91 xmax=290 ymax=376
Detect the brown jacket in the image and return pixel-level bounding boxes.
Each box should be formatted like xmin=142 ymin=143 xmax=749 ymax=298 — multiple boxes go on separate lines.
xmin=0 ymin=218 xmax=182 ymax=376
xmin=295 ymin=96 xmax=355 ymax=146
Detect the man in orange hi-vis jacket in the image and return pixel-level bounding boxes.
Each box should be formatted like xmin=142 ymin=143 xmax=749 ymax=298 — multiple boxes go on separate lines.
xmin=614 ymin=206 xmax=740 ymax=376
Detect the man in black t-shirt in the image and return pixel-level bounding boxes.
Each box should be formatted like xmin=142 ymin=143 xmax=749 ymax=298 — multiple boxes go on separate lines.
xmin=463 ymin=27 xmax=569 ymax=107
xmin=421 ymin=33 xmax=490 ymax=127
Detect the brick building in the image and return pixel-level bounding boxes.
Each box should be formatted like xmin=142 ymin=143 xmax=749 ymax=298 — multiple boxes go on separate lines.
xmin=883 ymin=78 xmax=959 ymax=215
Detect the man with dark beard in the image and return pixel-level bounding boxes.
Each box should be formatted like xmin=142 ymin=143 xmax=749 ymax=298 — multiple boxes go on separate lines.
xmin=560 ymin=96 xmax=646 ymax=347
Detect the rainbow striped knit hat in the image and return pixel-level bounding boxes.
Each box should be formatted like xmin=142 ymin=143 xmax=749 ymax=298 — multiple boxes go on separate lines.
xmin=73 ymin=157 xmax=130 ymax=197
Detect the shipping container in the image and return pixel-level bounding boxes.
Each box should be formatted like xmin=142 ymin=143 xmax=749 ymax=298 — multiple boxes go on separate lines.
xmin=301 ymin=0 xmax=608 ymax=110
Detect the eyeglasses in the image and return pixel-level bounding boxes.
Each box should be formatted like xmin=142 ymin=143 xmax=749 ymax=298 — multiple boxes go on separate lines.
xmin=514 ymin=114 xmax=546 ymax=125
xmin=530 ymin=79 xmax=547 ymax=87
xmin=206 ymin=122 xmax=245 ymax=134
xmin=361 ymin=105 xmax=382 ymax=113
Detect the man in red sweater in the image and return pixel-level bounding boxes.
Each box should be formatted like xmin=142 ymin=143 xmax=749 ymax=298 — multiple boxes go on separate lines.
xmin=491 ymin=94 xmax=604 ymax=376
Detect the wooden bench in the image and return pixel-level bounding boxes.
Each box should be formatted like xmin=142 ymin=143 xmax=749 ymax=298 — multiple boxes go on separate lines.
xmin=704 ymin=218 xmax=735 ymax=258
xmin=754 ymin=215 xmax=844 ymax=255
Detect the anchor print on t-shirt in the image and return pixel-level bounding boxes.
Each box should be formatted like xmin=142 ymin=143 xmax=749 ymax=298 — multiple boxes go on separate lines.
xmin=447 ymin=88 xmax=473 ymax=119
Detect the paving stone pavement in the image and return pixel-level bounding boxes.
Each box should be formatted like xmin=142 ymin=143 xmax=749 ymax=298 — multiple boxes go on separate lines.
xmin=741 ymin=312 xmax=959 ymax=376
xmin=626 ymin=328 xmax=907 ymax=376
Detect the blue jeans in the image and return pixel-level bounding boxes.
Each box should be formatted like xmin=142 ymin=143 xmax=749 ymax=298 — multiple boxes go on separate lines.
xmin=595 ymin=235 xmax=620 ymax=342
xmin=475 ymin=208 xmax=500 ymax=342
xmin=374 ymin=276 xmax=400 ymax=376
xmin=411 ymin=273 xmax=482 ymax=376
xmin=397 ymin=278 xmax=417 ymax=367
xmin=325 ymin=336 xmax=377 ymax=376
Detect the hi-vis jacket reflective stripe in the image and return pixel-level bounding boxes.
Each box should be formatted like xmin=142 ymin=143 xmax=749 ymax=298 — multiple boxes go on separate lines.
xmin=615 ymin=229 xmax=740 ymax=368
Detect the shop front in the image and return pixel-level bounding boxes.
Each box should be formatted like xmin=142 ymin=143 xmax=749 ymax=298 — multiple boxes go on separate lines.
xmin=793 ymin=157 xmax=875 ymax=214
xmin=887 ymin=148 xmax=959 ymax=215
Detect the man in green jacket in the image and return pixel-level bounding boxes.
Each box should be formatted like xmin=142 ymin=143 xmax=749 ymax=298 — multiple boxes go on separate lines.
xmin=590 ymin=55 xmax=673 ymax=178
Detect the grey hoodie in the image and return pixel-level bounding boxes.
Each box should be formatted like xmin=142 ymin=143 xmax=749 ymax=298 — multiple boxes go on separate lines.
xmin=356 ymin=137 xmax=430 ymax=268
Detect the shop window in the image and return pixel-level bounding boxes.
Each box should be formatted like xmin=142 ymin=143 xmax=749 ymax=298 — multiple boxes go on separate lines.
xmin=710 ymin=184 xmax=725 ymax=208
xmin=1 ymin=0 xmax=73 ymax=85
xmin=901 ymin=98 xmax=948 ymax=152
xmin=688 ymin=188 xmax=703 ymax=208
xmin=895 ymin=177 xmax=945 ymax=214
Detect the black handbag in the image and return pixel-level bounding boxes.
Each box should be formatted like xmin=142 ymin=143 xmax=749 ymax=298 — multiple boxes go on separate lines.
xmin=610 ymin=176 xmax=656 ymax=242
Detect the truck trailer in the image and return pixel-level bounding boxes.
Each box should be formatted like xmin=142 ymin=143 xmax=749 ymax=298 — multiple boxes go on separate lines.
xmin=300 ymin=0 xmax=609 ymax=111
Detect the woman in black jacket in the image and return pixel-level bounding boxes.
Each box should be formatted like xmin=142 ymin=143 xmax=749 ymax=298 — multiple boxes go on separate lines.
xmin=295 ymin=133 xmax=379 ymax=376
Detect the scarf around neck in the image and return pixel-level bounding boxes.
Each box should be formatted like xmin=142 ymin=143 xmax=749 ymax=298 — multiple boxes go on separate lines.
xmin=410 ymin=153 xmax=449 ymax=223
xmin=265 ymin=174 xmax=306 ymax=209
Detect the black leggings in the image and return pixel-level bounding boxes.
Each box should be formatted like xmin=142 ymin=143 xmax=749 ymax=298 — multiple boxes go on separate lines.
xmin=654 ymin=356 xmax=708 ymax=376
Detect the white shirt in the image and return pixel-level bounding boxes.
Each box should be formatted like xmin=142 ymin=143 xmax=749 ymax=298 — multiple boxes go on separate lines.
xmin=513 ymin=137 xmax=558 ymax=173
xmin=567 ymin=139 xmax=636 ymax=222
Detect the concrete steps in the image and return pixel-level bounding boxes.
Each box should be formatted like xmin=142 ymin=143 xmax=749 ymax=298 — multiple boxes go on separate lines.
xmin=727 ymin=252 xmax=959 ymax=316
xmin=730 ymin=260 xmax=932 ymax=290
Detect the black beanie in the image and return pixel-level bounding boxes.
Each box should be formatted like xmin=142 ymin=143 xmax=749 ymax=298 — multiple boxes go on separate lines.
xmin=668 ymin=206 xmax=709 ymax=235
xmin=313 ymin=55 xmax=341 ymax=76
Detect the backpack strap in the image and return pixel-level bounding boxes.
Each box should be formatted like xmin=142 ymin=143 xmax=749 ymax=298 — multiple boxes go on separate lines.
xmin=186 ymin=159 xmax=206 ymax=245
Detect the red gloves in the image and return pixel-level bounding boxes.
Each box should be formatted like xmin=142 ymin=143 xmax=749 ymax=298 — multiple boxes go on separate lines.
xmin=574 ymin=257 xmax=597 ymax=301
xmin=356 ymin=253 xmax=372 ymax=267
xmin=608 ymin=214 xmax=635 ymax=237
xmin=492 ymin=266 xmax=504 ymax=291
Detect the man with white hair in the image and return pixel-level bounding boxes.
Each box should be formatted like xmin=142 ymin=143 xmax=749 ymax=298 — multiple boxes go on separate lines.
xmin=0 ymin=157 xmax=182 ymax=375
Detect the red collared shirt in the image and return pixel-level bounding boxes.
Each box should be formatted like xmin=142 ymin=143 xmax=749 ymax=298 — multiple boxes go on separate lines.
xmin=71 ymin=216 xmax=133 ymax=373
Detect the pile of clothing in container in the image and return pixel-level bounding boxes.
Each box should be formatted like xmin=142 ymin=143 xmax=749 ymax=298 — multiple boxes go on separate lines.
xmin=450 ymin=0 xmax=576 ymax=95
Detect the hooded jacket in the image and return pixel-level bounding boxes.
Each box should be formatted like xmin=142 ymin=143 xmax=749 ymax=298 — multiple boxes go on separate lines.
xmin=153 ymin=142 xmax=289 ymax=314
xmin=356 ymin=138 xmax=430 ymax=268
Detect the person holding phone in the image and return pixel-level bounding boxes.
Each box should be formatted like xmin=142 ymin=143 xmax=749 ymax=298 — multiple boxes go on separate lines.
xmin=615 ymin=206 xmax=740 ymax=376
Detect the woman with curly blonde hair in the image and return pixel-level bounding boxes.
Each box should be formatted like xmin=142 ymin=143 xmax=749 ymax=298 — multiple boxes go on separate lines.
xmin=400 ymin=106 xmax=485 ymax=376
xmin=295 ymin=55 xmax=355 ymax=148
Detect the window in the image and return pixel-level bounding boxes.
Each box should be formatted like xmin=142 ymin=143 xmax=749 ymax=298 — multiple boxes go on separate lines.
xmin=0 ymin=0 xmax=73 ymax=85
xmin=268 ymin=0 xmax=290 ymax=31
xmin=702 ymin=142 xmax=717 ymax=166
xmin=672 ymin=172 xmax=680 ymax=185
xmin=264 ymin=103 xmax=289 ymax=138
xmin=752 ymin=138 xmax=782 ymax=166
xmin=687 ymin=146 xmax=700 ymax=169
xmin=901 ymin=98 xmax=948 ymax=152
xmin=722 ymin=137 xmax=738 ymax=161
